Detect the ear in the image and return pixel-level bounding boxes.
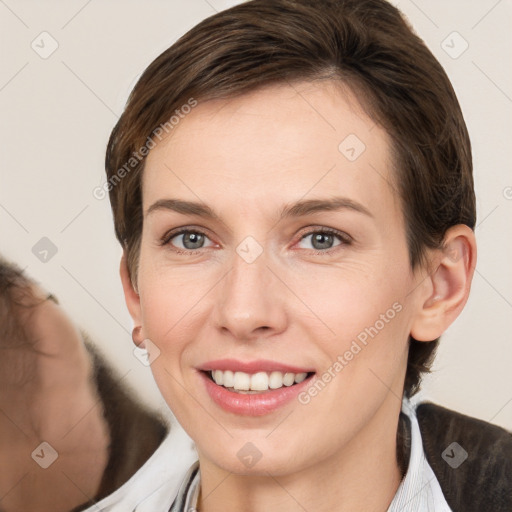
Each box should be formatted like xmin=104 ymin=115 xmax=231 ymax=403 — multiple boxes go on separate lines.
xmin=119 ymin=252 xmax=142 ymax=332
xmin=410 ymin=224 xmax=477 ymax=342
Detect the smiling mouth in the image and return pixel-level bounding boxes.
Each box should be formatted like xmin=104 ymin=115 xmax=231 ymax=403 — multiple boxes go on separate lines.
xmin=203 ymin=369 xmax=316 ymax=394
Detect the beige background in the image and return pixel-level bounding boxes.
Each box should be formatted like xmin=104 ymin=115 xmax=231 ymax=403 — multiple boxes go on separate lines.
xmin=1 ymin=0 xmax=511 ymax=430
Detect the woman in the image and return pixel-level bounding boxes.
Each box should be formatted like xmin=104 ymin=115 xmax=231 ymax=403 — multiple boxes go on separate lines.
xmin=99 ymin=0 xmax=510 ymax=510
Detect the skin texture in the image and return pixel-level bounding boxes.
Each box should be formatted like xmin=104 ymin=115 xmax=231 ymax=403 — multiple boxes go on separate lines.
xmin=121 ymin=80 xmax=476 ymax=512
xmin=0 ymin=284 xmax=110 ymax=512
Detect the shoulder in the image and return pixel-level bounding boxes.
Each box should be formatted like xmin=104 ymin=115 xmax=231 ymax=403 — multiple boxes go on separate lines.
xmin=416 ymin=401 xmax=512 ymax=512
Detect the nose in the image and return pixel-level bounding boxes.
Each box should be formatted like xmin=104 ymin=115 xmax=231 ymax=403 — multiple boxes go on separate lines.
xmin=212 ymin=246 xmax=287 ymax=342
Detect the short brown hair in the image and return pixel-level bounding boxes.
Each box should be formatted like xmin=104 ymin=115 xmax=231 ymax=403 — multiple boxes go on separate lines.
xmin=105 ymin=0 xmax=476 ymax=397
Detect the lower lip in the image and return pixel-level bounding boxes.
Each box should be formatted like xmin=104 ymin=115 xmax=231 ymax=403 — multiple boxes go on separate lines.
xmin=199 ymin=371 xmax=315 ymax=416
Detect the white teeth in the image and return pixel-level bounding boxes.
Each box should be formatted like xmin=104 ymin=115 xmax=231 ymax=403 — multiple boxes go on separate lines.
xmin=269 ymin=371 xmax=284 ymax=389
xmin=283 ymin=372 xmax=295 ymax=386
xmin=209 ymin=369 xmax=310 ymax=392
xmin=294 ymin=372 xmax=307 ymax=384
xmin=213 ymin=370 xmax=223 ymax=385
xmin=222 ymin=370 xmax=234 ymax=388
xmin=233 ymin=371 xmax=250 ymax=391
xmin=250 ymin=372 xmax=269 ymax=391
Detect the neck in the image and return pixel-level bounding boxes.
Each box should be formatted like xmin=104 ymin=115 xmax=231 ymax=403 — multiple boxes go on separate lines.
xmin=197 ymin=393 xmax=405 ymax=512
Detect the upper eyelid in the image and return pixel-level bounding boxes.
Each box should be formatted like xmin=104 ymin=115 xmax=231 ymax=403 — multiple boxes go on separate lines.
xmin=297 ymin=226 xmax=350 ymax=238
xmin=295 ymin=229 xmax=352 ymax=249
xmin=160 ymin=225 xmax=215 ymax=244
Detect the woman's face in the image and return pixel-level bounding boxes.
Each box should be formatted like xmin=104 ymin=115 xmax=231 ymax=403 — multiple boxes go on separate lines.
xmin=134 ymin=80 xmax=428 ymax=476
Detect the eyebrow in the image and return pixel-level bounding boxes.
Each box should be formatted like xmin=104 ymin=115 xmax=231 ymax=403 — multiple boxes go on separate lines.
xmin=145 ymin=196 xmax=373 ymax=221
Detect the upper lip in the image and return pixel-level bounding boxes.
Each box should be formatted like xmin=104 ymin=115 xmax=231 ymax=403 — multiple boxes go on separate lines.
xmin=197 ymin=359 xmax=315 ymax=374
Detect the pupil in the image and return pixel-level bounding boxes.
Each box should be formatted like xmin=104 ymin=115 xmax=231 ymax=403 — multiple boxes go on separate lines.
xmin=184 ymin=232 xmax=203 ymax=249
xmin=313 ymin=233 xmax=332 ymax=250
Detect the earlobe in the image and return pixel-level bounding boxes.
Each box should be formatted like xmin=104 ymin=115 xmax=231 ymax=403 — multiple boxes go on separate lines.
xmin=119 ymin=252 xmax=143 ymax=330
xmin=410 ymin=225 xmax=477 ymax=342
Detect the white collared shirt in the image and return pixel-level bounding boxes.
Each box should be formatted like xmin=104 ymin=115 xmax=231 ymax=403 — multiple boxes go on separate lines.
xmin=387 ymin=395 xmax=452 ymax=511
xmin=83 ymin=396 xmax=452 ymax=511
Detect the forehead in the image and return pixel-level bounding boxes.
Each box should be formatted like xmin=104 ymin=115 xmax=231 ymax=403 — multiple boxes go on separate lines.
xmin=143 ymin=80 xmax=400 ymax=220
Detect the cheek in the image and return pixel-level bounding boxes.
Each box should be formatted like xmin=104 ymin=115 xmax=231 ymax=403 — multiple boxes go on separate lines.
xmin=137 ymin=271 xmax=198 ymax=414
xmin=138 ymin=243 xmax=201 ymax=326
xmin=294 ymin=261 xmax=412 ymax=386
xmin=138 ymin=270 xmax=188 ymax=358
xmin=295 ymin=281 xmax=410 ymax=443
xmin=297 ymin=261 xmax=409 ymax=336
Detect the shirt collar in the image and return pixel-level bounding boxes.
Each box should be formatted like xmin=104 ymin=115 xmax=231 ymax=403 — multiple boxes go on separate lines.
xmin=169 ymin=459 xmax=200 ymax=512
xmin=387 ymin=395 xmax=452 ymax=511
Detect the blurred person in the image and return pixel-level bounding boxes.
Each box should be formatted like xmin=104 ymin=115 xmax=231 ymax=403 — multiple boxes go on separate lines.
xmin=0 ymin=256 xmax=168 ymax=512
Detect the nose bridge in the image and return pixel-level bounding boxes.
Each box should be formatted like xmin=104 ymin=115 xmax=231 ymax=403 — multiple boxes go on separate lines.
xmin=213 ymin=238 xmax=286 ymax=339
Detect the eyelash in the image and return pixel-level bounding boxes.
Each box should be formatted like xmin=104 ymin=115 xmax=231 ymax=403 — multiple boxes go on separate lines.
xmin=160 ymin=226 xmax=352 ymax=256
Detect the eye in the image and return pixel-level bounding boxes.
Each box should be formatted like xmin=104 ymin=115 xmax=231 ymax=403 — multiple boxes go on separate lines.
xmin=161 ymin=228 xmax=215 ymax=253
xmin=160 ymin=226 xmax=351 ymax=256
xmin=296 ymin=228 xmax=351 ymax=254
